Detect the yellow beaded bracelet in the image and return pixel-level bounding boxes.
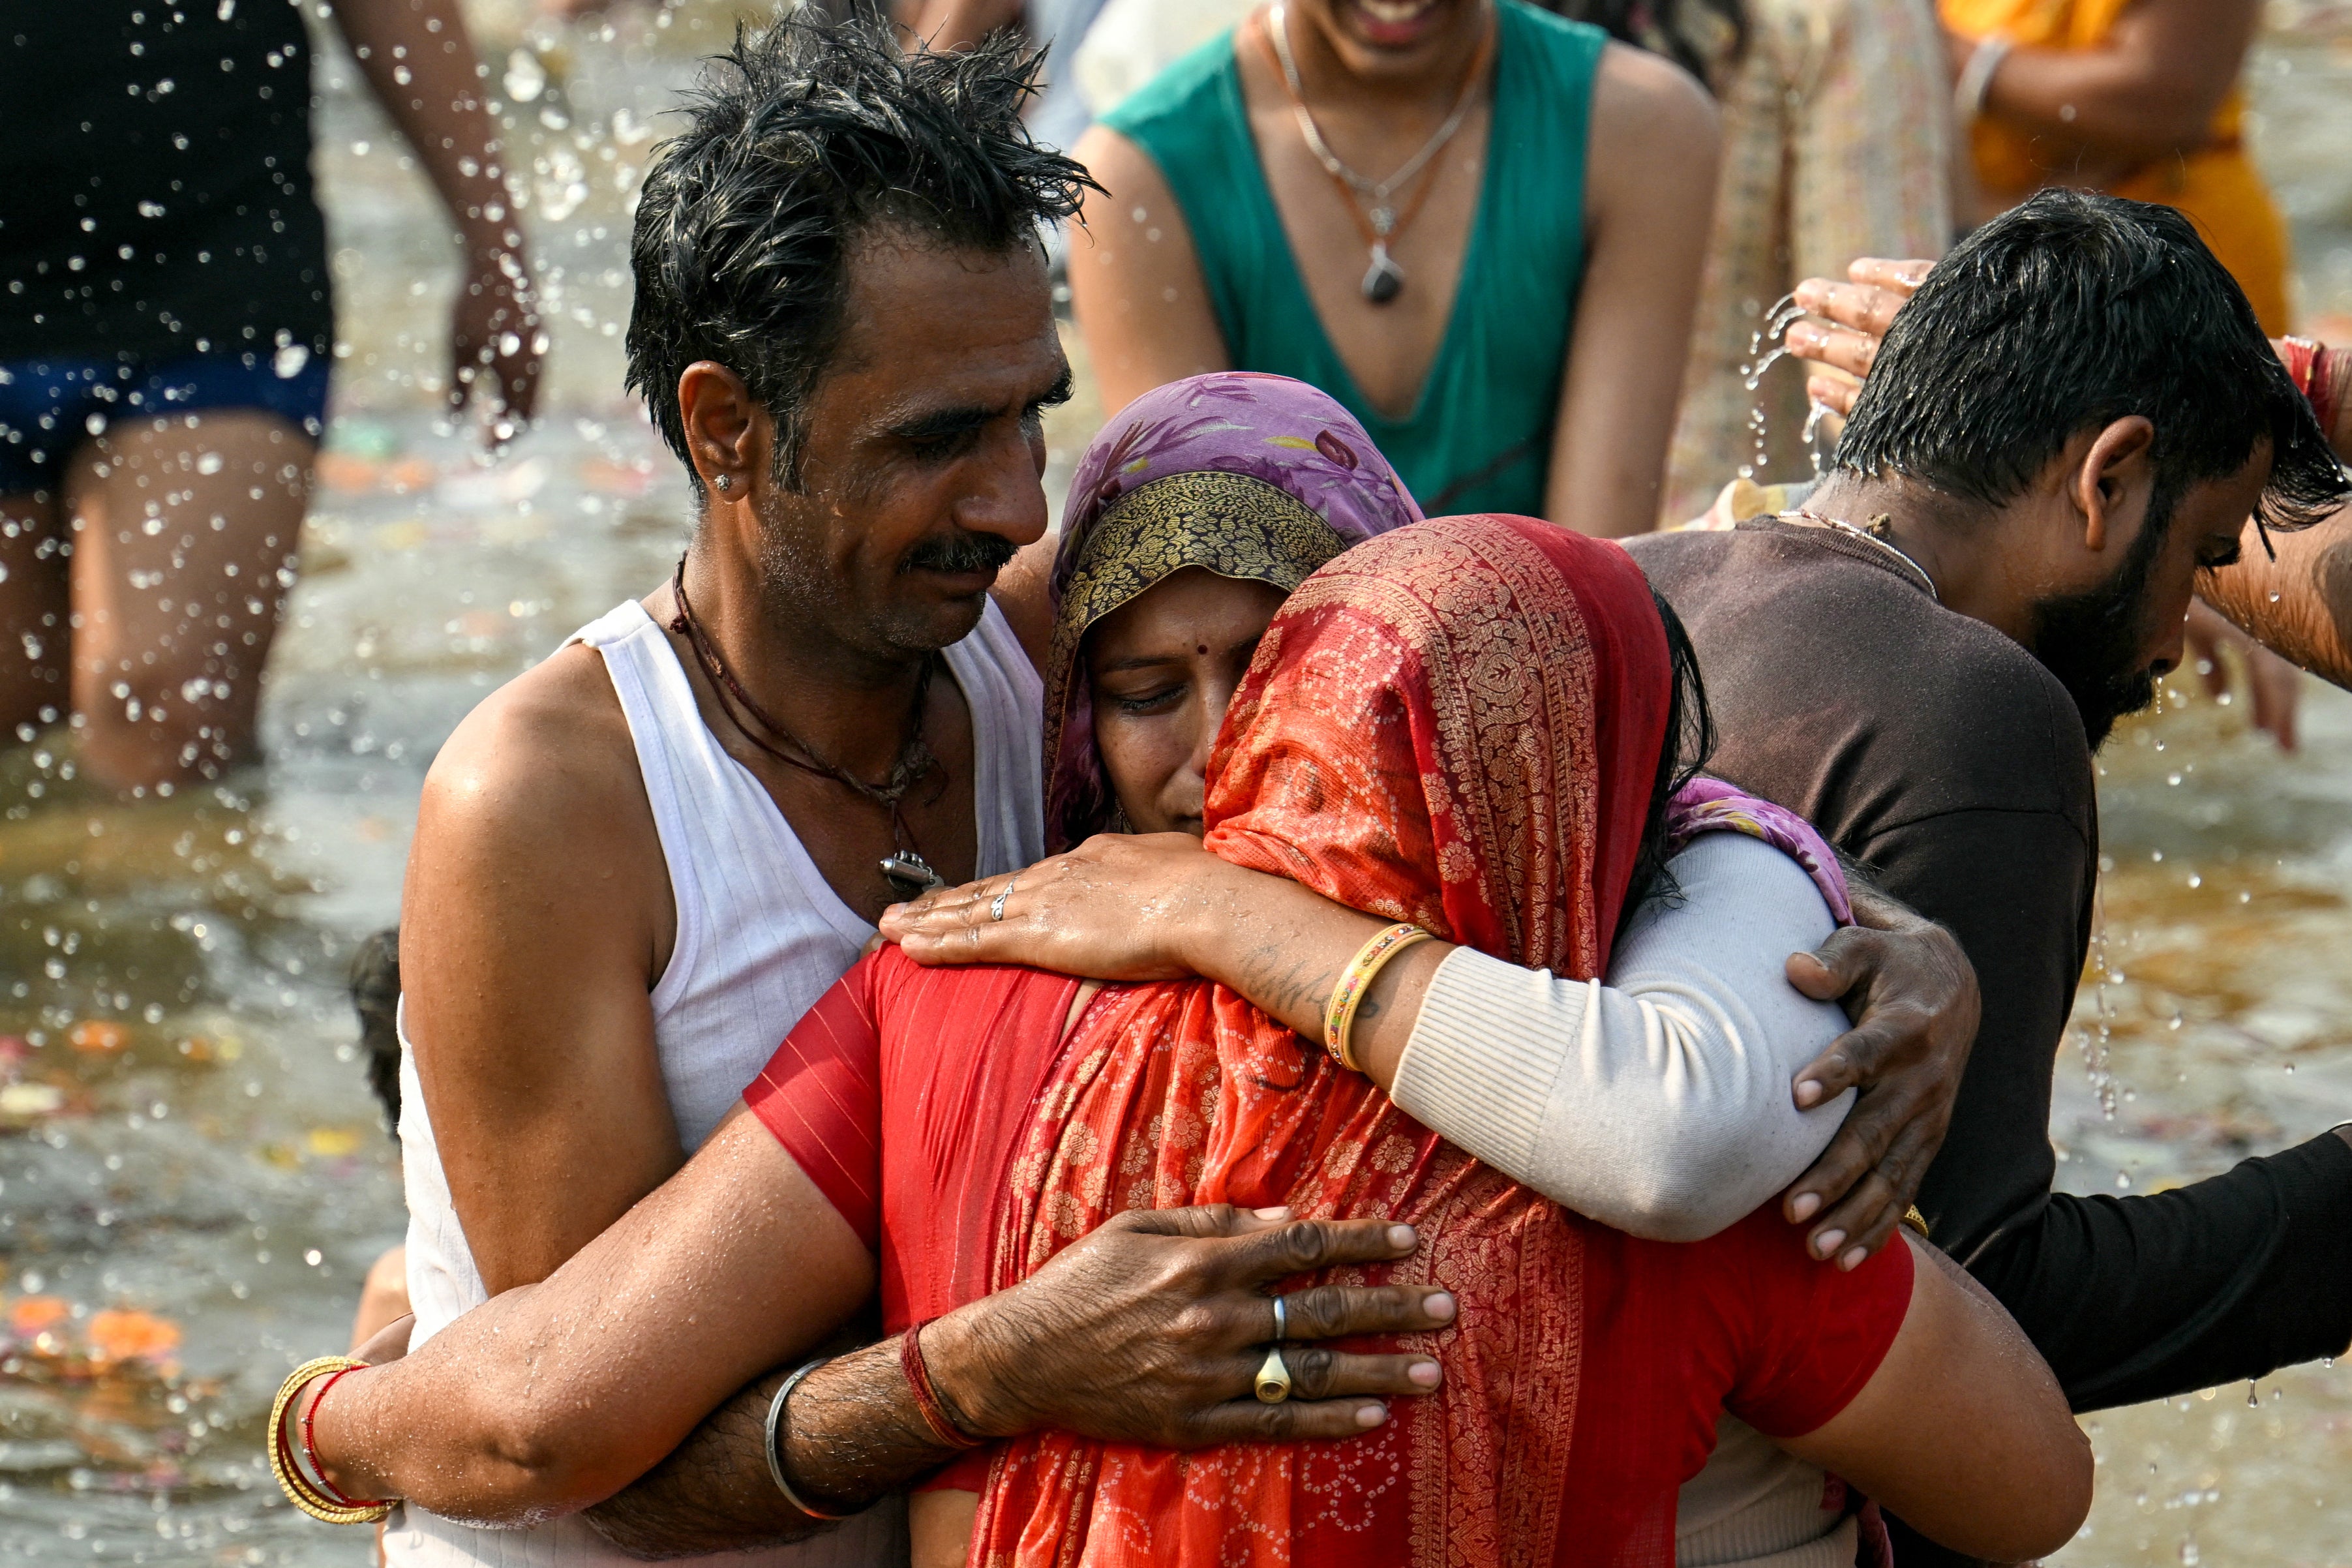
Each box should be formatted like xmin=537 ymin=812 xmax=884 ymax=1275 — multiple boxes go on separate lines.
xmin=1323 ymin=922 xmax=1433 ymax=1072
xmin=268 ymin=1356 xmax=394 ymax=1525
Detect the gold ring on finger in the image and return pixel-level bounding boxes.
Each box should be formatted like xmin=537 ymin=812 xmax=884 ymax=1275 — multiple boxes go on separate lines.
xmin=1254 ymin=1345 xmax=1292 ymax=1404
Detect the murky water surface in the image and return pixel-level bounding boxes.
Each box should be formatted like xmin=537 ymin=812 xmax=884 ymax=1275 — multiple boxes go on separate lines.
xmin=0 ymin=4 xmax=2346 ymax=1561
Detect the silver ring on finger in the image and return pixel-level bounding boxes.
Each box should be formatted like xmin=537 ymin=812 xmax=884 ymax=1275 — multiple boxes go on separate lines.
xmin=990 ymin=878 xmax=1017 ymax=922
xmin=1269 ymin=1293 xmax=1288 ymax=1342
xmin=1254 ymin=1345 xmax=1292 ymax=1404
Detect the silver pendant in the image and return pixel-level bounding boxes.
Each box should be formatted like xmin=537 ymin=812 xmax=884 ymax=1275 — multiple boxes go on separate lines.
xmin=1362 ymin=243 xmax=1405 ymax=305
xmin=880 ymin=852 xmax=945 ymax=899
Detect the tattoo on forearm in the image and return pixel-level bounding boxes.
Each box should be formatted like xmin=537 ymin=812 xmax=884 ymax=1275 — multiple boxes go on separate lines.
xmin=582 ymin=1333 xmax=960 ymax=1560
xmin=1231 ymin=940 xmax=1340 ymax=1026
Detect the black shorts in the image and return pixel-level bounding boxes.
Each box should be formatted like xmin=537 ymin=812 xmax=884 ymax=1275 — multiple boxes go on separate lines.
xmin=0 ymin=352 xmax=331 ymax=494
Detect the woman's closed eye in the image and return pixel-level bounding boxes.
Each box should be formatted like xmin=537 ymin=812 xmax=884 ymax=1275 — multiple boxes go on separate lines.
xmin=1104 ymin=678 xmax=1189 ymax=716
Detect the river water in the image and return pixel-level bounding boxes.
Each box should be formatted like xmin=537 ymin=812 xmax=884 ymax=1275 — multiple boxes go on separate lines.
xmin=0 ymin=3 xmax=2345 ymax=1562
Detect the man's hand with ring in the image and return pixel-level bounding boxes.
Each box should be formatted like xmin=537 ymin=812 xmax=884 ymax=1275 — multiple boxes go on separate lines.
xmin=918 ymin=1204 xmax=1451 ymax=1446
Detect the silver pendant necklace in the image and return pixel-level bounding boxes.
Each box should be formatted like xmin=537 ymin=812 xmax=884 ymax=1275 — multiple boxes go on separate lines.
xmin=1267 ymin=3 xmax=1492 ymax=304
xmin=1781 ymin=509 xmax=1940 ymax=601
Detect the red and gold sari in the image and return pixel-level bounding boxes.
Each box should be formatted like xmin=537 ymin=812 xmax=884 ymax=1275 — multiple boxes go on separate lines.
xmin=751 ymin=514 xmax=1913 ymax=1567
xmin=976 ymin=515 xmax=1675 ymax=1563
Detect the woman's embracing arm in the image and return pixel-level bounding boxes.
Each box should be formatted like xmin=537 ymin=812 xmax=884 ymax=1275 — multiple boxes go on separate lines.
xmin=881 ymin=832 xmax=1976 ymax=1256
xmin=1391 ymin=832 xmax=1848 ymax=1241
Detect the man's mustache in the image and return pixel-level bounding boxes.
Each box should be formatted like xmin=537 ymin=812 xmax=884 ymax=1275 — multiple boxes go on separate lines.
xmin=901 ymin=530 xmax=1018 ymax=576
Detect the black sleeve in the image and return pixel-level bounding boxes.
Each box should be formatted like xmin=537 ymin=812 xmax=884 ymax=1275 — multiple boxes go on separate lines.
xmin=1854 ymin=807 xmax=2095 ymax=1260
xmin=1888 ymin=1129 xmax=2352 ymax=1568
xmin=1972 ymin=1126 xmax=2352 ymax=1410
xmin=1863 ymin=807 xmax=2352 ymax=1408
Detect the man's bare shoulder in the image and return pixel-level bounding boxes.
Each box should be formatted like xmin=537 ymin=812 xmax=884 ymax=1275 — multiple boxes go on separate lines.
xmin=414 ymin=640 xmax=661 ymax=890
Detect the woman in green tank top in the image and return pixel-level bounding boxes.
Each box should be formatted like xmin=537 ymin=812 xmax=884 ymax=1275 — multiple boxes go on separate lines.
xmin=1068 ymin=0 xmax=1720 ymax=535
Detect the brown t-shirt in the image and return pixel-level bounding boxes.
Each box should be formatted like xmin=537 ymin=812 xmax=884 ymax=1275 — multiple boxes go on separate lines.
xmin=1629 ymin=520 xmax=2098 ymax=1259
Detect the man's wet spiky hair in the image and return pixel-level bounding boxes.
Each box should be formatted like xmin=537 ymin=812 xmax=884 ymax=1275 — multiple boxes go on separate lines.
xmin=625 ymin=12 xmax=1092 ymax=490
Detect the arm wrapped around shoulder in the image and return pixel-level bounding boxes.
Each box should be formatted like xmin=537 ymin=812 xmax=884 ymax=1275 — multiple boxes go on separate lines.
xmin=1392 ymin=832 xmax=1851 ymax=1241
xmin=1769 ymin=1233 xmax=2092 ymax=1560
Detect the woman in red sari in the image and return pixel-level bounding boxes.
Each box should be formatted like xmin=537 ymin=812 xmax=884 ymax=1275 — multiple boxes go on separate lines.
xmin=755 ymin=513 xmax=2088 ymax=1566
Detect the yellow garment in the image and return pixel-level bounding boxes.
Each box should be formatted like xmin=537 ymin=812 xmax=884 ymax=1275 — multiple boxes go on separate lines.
xmin=1940 ymin=0 xmax=2291 ymax=331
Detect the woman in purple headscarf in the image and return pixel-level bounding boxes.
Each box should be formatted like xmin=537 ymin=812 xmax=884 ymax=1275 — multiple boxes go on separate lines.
xmin=1042 ymin=370 xmax=1421 ymax=851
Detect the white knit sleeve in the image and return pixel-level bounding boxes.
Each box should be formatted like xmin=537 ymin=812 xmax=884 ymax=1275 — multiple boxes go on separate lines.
xmin=1388 ymin=832 xmax=1854 ymax=1241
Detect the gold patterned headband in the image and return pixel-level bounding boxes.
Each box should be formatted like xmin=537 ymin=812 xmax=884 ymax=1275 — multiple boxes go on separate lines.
xmin=1058 ymin=470 xmax=1349 ymax=650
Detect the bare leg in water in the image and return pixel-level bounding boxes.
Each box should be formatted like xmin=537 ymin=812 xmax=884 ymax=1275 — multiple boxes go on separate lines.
xmin=0 ymin=408 xmax=312 ymax=795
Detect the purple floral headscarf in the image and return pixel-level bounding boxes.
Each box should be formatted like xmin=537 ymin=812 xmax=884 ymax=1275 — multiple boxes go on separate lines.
xmin=1045 ymin=373 xmax=1423 ymax=851
xmin=1667 ymin=776 xmax=1854 ymax=925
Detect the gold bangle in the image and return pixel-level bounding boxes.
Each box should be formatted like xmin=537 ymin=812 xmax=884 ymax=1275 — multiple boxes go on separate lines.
xmin=1323 ymin=922 xmax=1433 ymax=1073
xmin=268 ymin=1356 xmax=395 ymax=1525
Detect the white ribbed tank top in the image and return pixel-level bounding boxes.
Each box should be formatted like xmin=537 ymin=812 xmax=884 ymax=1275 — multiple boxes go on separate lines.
xmin=390 ymin=596 xmax=1044 ymax=1567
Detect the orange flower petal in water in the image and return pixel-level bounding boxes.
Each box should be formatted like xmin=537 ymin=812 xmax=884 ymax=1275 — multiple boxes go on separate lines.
xmin=67 ymin=1021 xmax=129 ymax=1056
xmin=85 ymin=1309 xmax=181 ymax=1365
xmin=8 ymin=1296 xmax=70 ymax=1336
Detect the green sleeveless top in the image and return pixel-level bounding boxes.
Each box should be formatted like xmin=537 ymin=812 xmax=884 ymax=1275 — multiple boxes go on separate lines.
xmin=1101 ymin=1 xmax=1605 ymax=518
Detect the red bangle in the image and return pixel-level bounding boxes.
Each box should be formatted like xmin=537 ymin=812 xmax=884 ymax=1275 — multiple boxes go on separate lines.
xmin=2280 ymin=337 xmax=2345 ymax=444
xmin=899 ymin=1319 xmax=984 ymax=1451
xmin=300 ymin=1364 xmax=395 ymax=1510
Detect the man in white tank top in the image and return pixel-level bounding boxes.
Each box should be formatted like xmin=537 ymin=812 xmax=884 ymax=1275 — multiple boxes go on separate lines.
xmin=361 ymin=17 xmax=1441 ymax=1564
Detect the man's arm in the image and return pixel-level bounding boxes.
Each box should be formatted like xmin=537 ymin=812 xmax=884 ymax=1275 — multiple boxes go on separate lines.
xmin=303 ymin=1111 xmax=869 ymax=1520
xmin=299 ymin=1104 xmax=1449 ymax=1529
xmin=399 ymin=644 xmax=687 ymax=1293
xmin=586 ymin=1207 xmax=1453 ymax=1558
xmin=2201 ymin=506 xmax=2352 ymax=691
xmin=1543 ymin=43 xmax=1718 ymax=535
xmin=1772 ymin=852 xmax=1978 ymax=1265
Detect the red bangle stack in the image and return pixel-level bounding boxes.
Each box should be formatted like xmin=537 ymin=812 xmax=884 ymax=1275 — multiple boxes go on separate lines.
xmin=2280 ymin=336 xmax=2346 ymax=445
xmin=899 ymin=1319 xmax=984 ymax=1451
xmin=302 ymin=1364 xmax=395 ymax=1511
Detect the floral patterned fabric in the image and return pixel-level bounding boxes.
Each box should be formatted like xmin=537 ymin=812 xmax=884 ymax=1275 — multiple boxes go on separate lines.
xmin=1045 ymin=372 xmax=1423 ymax=851
xmin=1669 ymin=776 xmax=1854 ymax=926
xmin=972 ymin=515 xmax=1677 ymax=1566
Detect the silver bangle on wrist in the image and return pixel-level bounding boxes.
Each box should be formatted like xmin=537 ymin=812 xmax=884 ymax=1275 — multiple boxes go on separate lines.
xmin=1953 ymin=36 xmax=2012 ymax=122
xmin=764 ymin=1357 xmax=860 ymax=1522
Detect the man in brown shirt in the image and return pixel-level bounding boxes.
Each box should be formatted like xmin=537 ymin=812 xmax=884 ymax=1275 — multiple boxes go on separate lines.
xmin=1631 ymin=191 xmax=2352 ymax=1481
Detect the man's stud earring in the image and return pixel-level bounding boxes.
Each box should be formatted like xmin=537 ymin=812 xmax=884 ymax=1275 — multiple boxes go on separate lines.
xmin=714 ymin=474 xmax=732 ymax=493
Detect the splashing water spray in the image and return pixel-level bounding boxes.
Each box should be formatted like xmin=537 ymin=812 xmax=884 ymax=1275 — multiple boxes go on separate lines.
xmin=1735 ymin=294 xmax=1809 ymax=480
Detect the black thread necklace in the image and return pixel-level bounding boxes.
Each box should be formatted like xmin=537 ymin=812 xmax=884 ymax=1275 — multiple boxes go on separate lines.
xmin=668 ymin=558 xmax=948 ymax=898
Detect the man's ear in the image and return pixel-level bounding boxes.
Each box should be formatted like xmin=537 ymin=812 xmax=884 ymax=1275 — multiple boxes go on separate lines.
xmin=678 ymin=361 xmax=775 ymax=498
xmin=2071 ymin=416 xmax=2156 ymax=554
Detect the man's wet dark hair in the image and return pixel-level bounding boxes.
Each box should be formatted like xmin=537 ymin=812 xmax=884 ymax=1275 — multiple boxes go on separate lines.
xmin=1835 ymin=189 xmax=2347 ymax=537
xmin=625 ymin=13 xmax=1091 ymax=492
